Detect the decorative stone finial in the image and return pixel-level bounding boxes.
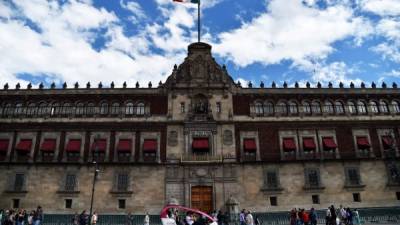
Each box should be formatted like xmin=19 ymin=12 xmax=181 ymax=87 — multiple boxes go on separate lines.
xmin=328 ymin=82 xmax=333 ymax=88
xmin=86 ymin=82 xmax=90 ymax=89
xmin=123 ymin=82 xmax=127 ymax=88
xmin=159 ymin=81 xmax=163 ymax=87
xmin=361 ymin=82 xmax=365 ymax=88
xmin=148 ymin=82 xmax=152 ymax=88
xmin=38 ymin=82 xmax=44 ymax=89
xmin=350 ymin=82 xmax=354 ymax=88
xmin=317 ymin=82 xmax=321 ymax=88
xmin=237 ymin=80 xmax=241 ymax=87
xmin=248 ymin=81 xmax=252 ymax=88
xmin=382 ymin=82 xmax=387 ymax=88
xmin=272 ymin=81 xmax=276 ymax=88
xmin=393 ymin=82 xmax=398 ymax=89
xmin=98 ymin=82 xmax=103 ymax=88
xmin=306 ymin=82 xmax=310 ymax=88
xmin=260 ymin=81 xmax=264 ymax=88
xmin=283 ymin=81 xmax=288 ymax=88
xmin=63 ymin=82 xmax=67 ymax=89
xmin=50 ymin=82 xmax=56 ymax=89
xmin=222 ymin=64 xmax=227 ymax=72
xmin=136 ymin=81 xmax=140 ymax=88
xmin=110 ymin=81 xmax=115 ymax=89
xmin=3 ymin=83 xmax=8 ymax=90
xmin=74 ymin=82 xmax=79 ymax=89
xmin=16 ymin=83 xmax=20 ymax=90
xmin=295 ymin=82 xmax=299 ymax=88
xmin=371 ymin=82 xmax=376 ymax=88
xmin=339 ymin=82 xmax=344 ymax=88
xmin=27 ymin=83 xmax=32 ymax=89
xmin=173 ymin=64 xmax=177 ymax=70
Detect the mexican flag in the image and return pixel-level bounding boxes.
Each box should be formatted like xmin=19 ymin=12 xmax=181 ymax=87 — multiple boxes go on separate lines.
xmin=173 ymin=0 xmax=199 ymax=3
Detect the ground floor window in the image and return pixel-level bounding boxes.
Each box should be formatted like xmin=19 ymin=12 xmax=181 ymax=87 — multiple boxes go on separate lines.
xmin=118 ymin=199 xmax=126 ymax=209
xmin=269 ymin=196 xmax=277 ymax=206
xmin=396 ymin=192 xmax=400 ymax=201
xmin=312 ymin=195 xmax=320 ymax=204
xmin=13 ymin=199 xmax=20 ymax=208
xmin=65 ymin=199 xmax=72 ymax=209
xmin=353 ymin=193 xmax=361 ymax=202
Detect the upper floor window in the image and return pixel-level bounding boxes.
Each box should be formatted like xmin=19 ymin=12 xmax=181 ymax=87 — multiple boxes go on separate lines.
xmin=180 ymin=102 xmax=185 ymax=113
xmin=345 ymin=167 xmax=362 ymax=187
xmin=379 ymin=101 xmax=389 ymax=114
xmin=13 ymin=173 xmax=25 ymax=192
xmin=255 ymin=102 xmax=263 ymax=115
xmin=26 ymin=103 xmax=37 ymax=116
xmin=100 ymin=102 xmax=108 ymax=115
xmin=87 ymin=102 xmax=95 ymax=116
xmin=288 ymin=101 xmax=298 ymax=114
xmin=323 ymin=101 xmax=334 ymax=114
xmin=276 ymin=102 xmax=287 ymax=115
xmin=348 ymin=102 xmax=357 ymax=114
xmin=116 ymin=172 xmax=129 ymax=192
xmin=334 ymin=101 xmax=344 ymax=114
xmin=311 ymin=101 xmax=321 ymax=114
xmin=216 ymin=102 xmax=221 ymax=113
xmin=392 ymin=101 xmax=400 ymax=113
xmin=37 ymin=102 xmax=48 ymax=116
xmin=357 ymin=101 xmax=367 ymax=114
xmin=62 ymin=103 xmax=72 ymax=116
xmin=136 ymin=103 xmax=145 ymax=115
xmin=15 ymin=103 xmax=23 ymax=115
xmin=263 ymin=170 xmax=280 ymax=190
xmin=370 ymin=101 xmax=379 ymax=114
xmin=75 ymin=103 xmax=85 ymax=115
xmin=4 ymin=103 xmax=12 ymax=116
xmin=302 ymin=102 xmax=311 ymax=115
xmin=64 ymin=174 xmax=77 ymax=192
xmin=305 ymin=168 xmax=321 ymax=189
xmin=125 ymin=102 xmax=134 ymax=115
xmin=111 ymin=102 xmax=120 ymax=115
xmin=264 ymin=102 xmax=274 ymax=115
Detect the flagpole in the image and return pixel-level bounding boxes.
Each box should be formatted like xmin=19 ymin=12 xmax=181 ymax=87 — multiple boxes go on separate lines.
xmin=197 ymin=0 xmax=200 ymax=42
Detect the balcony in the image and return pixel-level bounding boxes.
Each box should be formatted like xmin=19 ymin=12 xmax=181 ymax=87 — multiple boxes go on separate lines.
xmin=180 ymin=154 xmax=224 ymax=163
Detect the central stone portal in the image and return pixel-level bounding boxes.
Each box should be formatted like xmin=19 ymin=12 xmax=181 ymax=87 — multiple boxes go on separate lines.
xmin=191 ymin=185 xmax=213 ymax=213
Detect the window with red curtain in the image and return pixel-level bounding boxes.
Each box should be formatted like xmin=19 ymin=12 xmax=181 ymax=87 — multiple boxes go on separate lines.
xmin=356 ymin=136 xmax=370 ymax=149
xmin=322 ymin=137 xmax=337 ymax=150
xmin=192 ymin=138 xmax=209 ymax=152
xmin=143 ymin=139 xmax=157 ymax=152
xmin=16 ymin=139 xmax=32 ymax=152
xmin=65 ymin=139 xmax=81 ymax=152
xmin=302 ymin=137 xmax=316 ymax=151
xmin=243 ymin=138 xmax=257 ymax=152
xmin=40 ymin=139 xmax=56 ymax=152
xmin=91 ymin=139 xmax=107 ymax=152
xmin=117 ymin=139 xmax=132 ymax=153
xmin=282 ymin=138 xmax=296 ymax=152
xmin=381 ymin=136 xmax=393 ymax=150
xmin=0 ymin=139 xmax=10 ymax=152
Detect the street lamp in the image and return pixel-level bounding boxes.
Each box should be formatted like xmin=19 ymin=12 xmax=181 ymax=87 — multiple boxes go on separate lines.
xmin=89 ymin=135 xmax=100 ymax=225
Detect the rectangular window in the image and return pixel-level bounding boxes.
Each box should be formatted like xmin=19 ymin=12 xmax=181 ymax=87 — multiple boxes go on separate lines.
xmin=346 ymin=168 xmax=361 ymax=186
xmin=269 ymin=196 xmax=277 ymax=206
xmin=14 ymin=174 xmax=25 ymax=191
xmin=65 ymin=199 xmax=72 ymax=209
xmin=118 ymin=199 xmax=126 ymax=209
xmin=312 ymin=195 xmax=320 ymax=204
xmin=353 ymin=193 xmax=361 ymax=202
xmin=117 ymin=173 xmax=129 ymax=192
xmin=305 ymin=169 xmax=320 ymax=188
xmin=12 ymin=199 xmax=20 ymax=208
xmin=396 ymin=192 xmax=400 ymax=200
xmin=266 ymin=171 xmax=278 ymax=189
xmin=216 ymin=102 xmax=221 ymax=113
xmin=180 ymin=103 xmax=185 ymax=113
xmin=65 ymin=174 xmax=77 ymax=191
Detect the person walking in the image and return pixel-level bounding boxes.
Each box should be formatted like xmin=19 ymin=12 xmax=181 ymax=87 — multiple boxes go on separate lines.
xmin=239 ymin=209 xmax=246 ymax=225
xmin=309 ymin=208 xmax=317 ymax=225
xmin=91 ymin=212 xmax=98 ymax=225
xmin=144 ymin=213 xmax=150 ymax=225
xmin=71 ymin=213 xmax=79 ymax=225
xmin=353 ymin=209 xmax=360 ymax=225
xmin=245 ymin=210 xmax=254 ymax=225
xmin=33 ymin=206 xmax=43 ymax=225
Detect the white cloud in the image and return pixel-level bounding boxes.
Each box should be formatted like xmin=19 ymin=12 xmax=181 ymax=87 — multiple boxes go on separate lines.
xmin=359 ymin=0 xmax=400 ymax=16
xmin=120 ymin=0 xmax=146 ymax=23
xmin=371 ymin=42 xmax=400 ymax=63
xmin=384 ymin=70 xmax=400 ymax=77
xmin=376 ymin=18 xmax=400 ymax=43
xmin=213 ymin=0 xmax=371 ymax=67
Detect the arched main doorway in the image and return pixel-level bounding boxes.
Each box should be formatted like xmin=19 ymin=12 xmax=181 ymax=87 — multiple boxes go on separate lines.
xmin=191 ymin=186 xmax=213 ymax=213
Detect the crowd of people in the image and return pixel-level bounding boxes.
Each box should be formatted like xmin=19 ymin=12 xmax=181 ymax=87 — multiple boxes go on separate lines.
xmin=290 ymin=205 xmax=361 ymax=225
xmin=71 ymin=210 xmax=98 ymax=225
xmin=239 ymin=209 xmax=260 ymax=225
xmin=0 ymin=206 xmax=43 ymax=225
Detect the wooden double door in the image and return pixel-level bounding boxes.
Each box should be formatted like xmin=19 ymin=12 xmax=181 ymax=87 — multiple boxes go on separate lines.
xmin=191 ymin=186 xmax=213 ymax=213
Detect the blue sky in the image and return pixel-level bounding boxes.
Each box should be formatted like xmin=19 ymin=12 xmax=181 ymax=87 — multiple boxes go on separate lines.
xmin=0 ymin=0 xmax=400 ymax=88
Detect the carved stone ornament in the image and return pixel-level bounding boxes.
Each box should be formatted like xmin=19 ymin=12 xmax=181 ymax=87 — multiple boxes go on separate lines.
xmin=223 ymin=130 xmax=233 ymax=145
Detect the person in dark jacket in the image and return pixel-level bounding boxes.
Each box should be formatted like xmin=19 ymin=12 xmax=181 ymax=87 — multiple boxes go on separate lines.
xmin=309 ymin=208 xmax=317 ymax=225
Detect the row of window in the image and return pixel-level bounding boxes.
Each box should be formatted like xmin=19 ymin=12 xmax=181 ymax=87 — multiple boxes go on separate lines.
xmin=251 ymin=100 xmax=400 ymax=116
xmin=0 ymin=101 xmax=149 ymax=117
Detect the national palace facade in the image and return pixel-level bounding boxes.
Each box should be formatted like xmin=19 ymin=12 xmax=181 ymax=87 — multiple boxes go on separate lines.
xmin=0 ymin=42 xmax=399 ymax=213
